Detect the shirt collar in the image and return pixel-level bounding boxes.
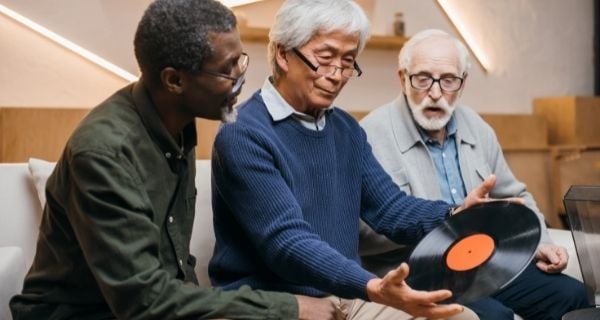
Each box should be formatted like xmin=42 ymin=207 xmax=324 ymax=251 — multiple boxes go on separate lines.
xmin=132 ymin=80 xmax=197 ymax=159
xmin=260 ymin=77 xmax=333 ymax=123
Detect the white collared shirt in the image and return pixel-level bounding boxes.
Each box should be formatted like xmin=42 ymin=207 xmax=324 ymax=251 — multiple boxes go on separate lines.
xmin=260 ymin=77 xmax=333 ymax=131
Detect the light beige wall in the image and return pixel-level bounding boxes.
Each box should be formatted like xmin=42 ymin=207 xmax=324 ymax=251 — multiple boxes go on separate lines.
xmin=0 ymin=12 xmax=128 ymax=108
xmin=367 ymin=0 xmax=596 ymax=114
xmin=0 ymin=0 xmax=595 ymax=112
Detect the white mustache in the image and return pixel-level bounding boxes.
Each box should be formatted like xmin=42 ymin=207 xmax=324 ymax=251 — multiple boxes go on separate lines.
xmin=408 ymin=95 xmax=455 ymax=131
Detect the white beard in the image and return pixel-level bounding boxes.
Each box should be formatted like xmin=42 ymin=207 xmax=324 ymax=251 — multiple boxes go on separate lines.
xmin=406 ymin=94 xmax=456 ymax=131
xmin=220 ymin=106 xmax=238 ymax=124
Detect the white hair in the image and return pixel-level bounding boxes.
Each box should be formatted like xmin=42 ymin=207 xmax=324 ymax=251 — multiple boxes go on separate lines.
xmin=268 ymin=0 xmax=371 ymax=78
xmin=398 ymin=29 xmax=471 ymax=74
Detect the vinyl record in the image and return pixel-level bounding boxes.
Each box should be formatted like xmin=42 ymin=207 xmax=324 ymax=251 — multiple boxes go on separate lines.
xmin=406 ymin=201 xmax=541 ymax=304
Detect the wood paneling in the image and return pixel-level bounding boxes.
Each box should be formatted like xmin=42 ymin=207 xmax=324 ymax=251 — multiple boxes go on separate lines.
xmin=534 ymin=97 xmax=600 ymax=147
xmin=0 ymin=108 xmax=560 ymax=159
xmin=503 ymin=150 xmax=557 ymax=227
xmin=0 ymin=108 xmax=227 ymax=162
xmin=0 ymin=109 xmax=3 ymax=161
xmin=3 ymin=107 xmax=598 ymax=231
xmin=195 ymin=118 xmax=221 ymax=160
xmin=0 ymin=107 xmax=89 ymax=162
xmin=481 ymin=114 xmax=548 ymax=150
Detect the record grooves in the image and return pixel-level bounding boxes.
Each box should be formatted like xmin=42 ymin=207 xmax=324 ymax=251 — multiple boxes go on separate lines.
xmin=406 ymin=201 xmax=541 ymax=304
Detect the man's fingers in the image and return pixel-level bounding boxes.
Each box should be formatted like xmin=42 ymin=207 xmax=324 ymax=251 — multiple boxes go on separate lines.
xmin=556 ymin=246 xmax=569 ymax=263
xmin=537 ymin=244 xmax=568 ymax=269
xmin=385 ymin=263 xmax=410 ymax=285
xmin=536 ymin=260 xmax=550 ymax=273
xmin=403 ymin=288 xmax=454 ymax=305
xmin=476 ymin=174 xmax=496 ymax=197
xmin=417 ymin=303 xmax=465 ymax=319
xmin=396 ymin=262 xmax=410 ymax=279
xmin=542 ymin=246 xmax=560 ymax=264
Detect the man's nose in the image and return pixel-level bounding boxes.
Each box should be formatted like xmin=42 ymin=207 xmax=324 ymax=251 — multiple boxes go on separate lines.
xmin=428 ymin=81 xmax=443 ymax=101
xmin=327 ymin=66 xmax=344 ymax=82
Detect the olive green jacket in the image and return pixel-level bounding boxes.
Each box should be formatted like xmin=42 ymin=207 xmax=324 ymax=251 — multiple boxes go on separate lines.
xmin=10 ymin=81 xmax=297 ymax=320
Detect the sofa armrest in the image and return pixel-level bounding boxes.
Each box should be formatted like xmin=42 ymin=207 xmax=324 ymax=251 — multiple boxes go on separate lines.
xmin=547 ymin=228 xmax=582 ymax=281
xmin=0 ymin=246 xmax=26 ymax=319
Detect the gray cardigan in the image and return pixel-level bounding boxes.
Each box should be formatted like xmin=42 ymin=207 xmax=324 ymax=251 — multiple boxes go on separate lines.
xmin=358 ymin=96 xmax=550 ymax=257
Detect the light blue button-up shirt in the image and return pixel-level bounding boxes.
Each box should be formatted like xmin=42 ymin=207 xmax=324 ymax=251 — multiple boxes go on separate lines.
xmin=417 ymin=116 xmax=467 ymax=205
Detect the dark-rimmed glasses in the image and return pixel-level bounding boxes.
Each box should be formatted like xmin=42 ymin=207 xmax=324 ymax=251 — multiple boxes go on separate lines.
xmin=408 ymin=73 xmax=464 ymax=92
xmin=292 ymin=48 xmax=362 ymax=78
xmin=199 ymin=52 xmax=249 ymax=94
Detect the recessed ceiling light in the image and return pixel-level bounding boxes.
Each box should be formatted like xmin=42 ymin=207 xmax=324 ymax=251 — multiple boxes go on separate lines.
xmin=436 ymin=0 xmax=492 ymax=73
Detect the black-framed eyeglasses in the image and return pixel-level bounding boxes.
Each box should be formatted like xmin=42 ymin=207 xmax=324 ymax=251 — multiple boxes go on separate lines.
xmin=199 ymin=52 xmax=249 ymax=94
xmin=408 ymin=73 xmax=464 ymax=92
xmin=291 ymin=48 xmax=362 ymax=78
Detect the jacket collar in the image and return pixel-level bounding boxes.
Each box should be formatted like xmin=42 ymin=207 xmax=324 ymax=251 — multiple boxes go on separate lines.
xmin=132 ymin=80 xmax=197 ymax=158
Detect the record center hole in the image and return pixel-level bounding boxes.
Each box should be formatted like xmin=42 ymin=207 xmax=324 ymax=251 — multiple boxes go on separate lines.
xmin=446 ymin=233 xmax=495 ymax=272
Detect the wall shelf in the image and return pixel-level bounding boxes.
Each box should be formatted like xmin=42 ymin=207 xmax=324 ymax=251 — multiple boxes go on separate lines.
xmin=239 ymin=26 xmax=406 ymax=50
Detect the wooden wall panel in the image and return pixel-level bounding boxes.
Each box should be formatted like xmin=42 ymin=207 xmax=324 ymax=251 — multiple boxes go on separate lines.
xmin=0 ymin=107 xmax=89 ymax=162
xmin=0 ymin=109 xmax=3 ymax=161
xmin=0 ymin=108 xmax=556 ymax=161
xmin=3 ymin=107 xmax=599 ymax=231
xmin=481 ymin=114 xmax=548 ymax=150
xmin=503 ymin=150 xmax=557 ymax=227
xmin=534 ymin=96 xmax=600 ymax=147
xmin=0 ymin=108 xmax=227 ymax=162
xmin=195 ymin=118 xmax=220 ymax=160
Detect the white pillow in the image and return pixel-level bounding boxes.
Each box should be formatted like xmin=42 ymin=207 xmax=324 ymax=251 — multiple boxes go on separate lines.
xmin=27 ymin=158 xmax=56 ymax=208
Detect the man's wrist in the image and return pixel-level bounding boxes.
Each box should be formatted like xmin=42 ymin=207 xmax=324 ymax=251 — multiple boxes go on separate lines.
xmin=366 ymin=278 xmax=382 ymax=303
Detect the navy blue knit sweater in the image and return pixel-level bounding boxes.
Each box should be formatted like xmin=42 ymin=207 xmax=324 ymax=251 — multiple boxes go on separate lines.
xmin=209 ymin=91 xmax=451 ymax=300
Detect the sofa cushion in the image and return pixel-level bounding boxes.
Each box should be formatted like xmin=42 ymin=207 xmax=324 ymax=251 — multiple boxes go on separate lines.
xmin=0 ymin=163 xmax=43 ymax=272
xmin=190 ymin=160 xmax=215 ymax=287
xmin=28 ymin=158 xmax=55 ymax=207
xmin=0 ymin=246 xmax=25 ymax=319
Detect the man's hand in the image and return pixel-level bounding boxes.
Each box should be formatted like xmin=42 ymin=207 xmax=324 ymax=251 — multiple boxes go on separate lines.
xmin=454 ymin=174 xmax=525 ymax=214
xmin=536 ymin=243 xmax=569 ymax=273
xmin=296 ymin=295 xmax=344 ymax=320
xmin=366 ymin=263 xmax=465 ymax=319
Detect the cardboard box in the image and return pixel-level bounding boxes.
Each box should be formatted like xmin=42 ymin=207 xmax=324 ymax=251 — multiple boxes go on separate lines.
xmin=533 ymin=97 xmax=600 ymax=146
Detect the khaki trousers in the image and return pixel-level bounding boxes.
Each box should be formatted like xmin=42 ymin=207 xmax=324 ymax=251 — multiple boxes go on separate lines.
xmin=326 ymin=296 xmax=479 ymax=320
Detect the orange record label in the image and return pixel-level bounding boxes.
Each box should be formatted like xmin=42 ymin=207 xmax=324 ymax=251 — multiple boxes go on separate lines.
xmin=446 ymin=233 xmax=495 ymax=271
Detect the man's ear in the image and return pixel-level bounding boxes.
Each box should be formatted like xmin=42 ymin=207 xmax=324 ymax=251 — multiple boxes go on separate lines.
xmin=275 ymin=43 xmax=290 ymax=73
xmin=458 ymin=72 xmax=468 ymax=96
xmin=398 ymin=69 xmax=408 ymax=94
xmin=160 ymin=67 xmax=184 ymax=94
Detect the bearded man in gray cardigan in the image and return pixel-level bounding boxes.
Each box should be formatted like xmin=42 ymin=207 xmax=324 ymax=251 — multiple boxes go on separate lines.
xmin=358 ymin=29 xmax=588 ymax=320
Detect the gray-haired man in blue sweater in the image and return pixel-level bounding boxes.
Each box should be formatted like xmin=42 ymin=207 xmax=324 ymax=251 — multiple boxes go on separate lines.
xmin=209 ymin=1 xmax=514 ymax=319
